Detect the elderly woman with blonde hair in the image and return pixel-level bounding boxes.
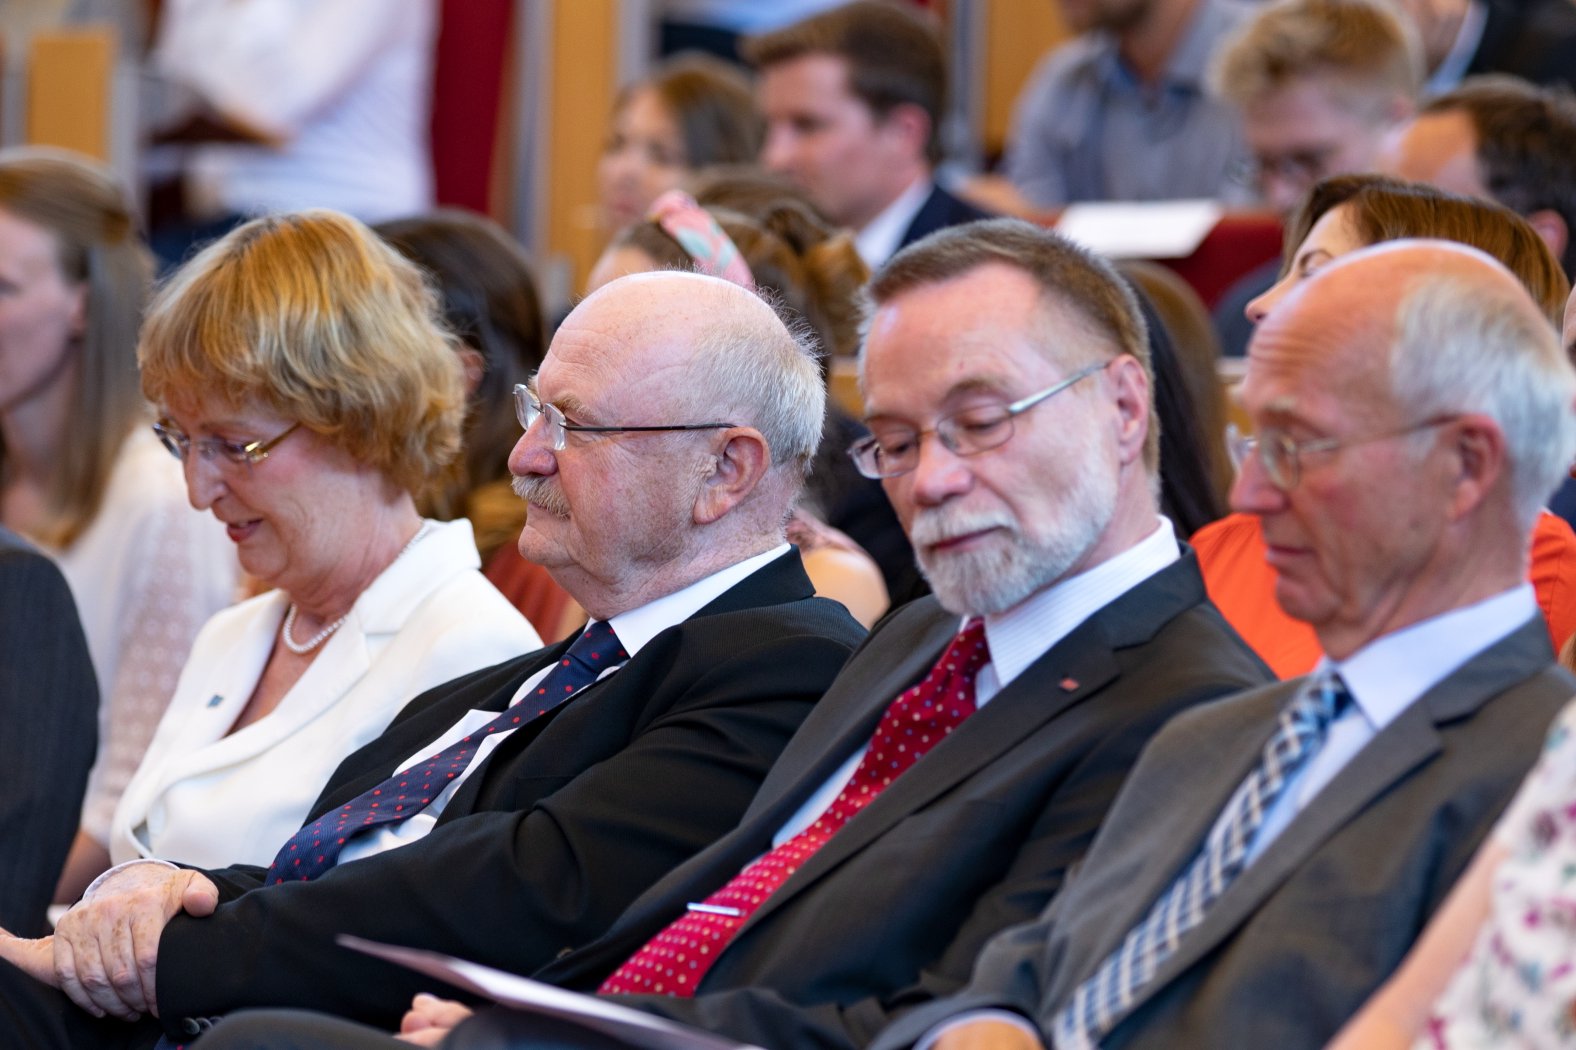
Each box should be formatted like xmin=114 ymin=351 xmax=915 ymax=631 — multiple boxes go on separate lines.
xmin=67 ymin=210 xmax=538 ymax=887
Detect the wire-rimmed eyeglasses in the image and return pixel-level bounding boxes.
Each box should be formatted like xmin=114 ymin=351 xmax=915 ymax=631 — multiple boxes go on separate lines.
xmin=847 ymin=362 xmax=1105 ymax=480
xmin=1226 ymin=414 xmax=1461 ymax=491
xmin=514 ymin=384 xmax=738 ymax=451
xmin=152 ymin=420 xmax=300 ymax=468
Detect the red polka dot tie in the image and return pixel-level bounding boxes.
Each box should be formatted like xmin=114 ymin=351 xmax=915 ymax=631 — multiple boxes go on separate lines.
xmin=598 ymin=618 xmax=990 ymax=997
xmin=265 ymin=620 xmax=628 ymax=883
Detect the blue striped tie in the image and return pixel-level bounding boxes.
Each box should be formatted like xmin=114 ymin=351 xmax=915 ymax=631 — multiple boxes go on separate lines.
xmin=1052 ymin=670 xmax=1354 ymax=1049
xmin=265 ymin=620 xmax=627 ymax=882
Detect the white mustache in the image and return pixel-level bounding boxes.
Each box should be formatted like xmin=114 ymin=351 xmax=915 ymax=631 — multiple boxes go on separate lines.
xmin=512 ymin=474 xmax=570 ymax=517
xmin=908 ymin=510 xmax=1012 ymax=547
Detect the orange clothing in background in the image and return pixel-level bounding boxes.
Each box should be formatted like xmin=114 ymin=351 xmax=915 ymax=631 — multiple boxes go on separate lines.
xmin=1192 ymin=510 xmax=1576 ymax=679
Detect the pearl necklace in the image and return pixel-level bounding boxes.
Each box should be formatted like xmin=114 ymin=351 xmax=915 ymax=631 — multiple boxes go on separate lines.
xmin=280 ymin=521 xmax=431 ymax=656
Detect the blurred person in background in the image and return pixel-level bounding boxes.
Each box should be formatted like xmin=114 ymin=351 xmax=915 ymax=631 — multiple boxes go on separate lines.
xmin=744 ymin=1 xmax=992 ymax=269
xmin=598 ymin=54 xmax=762 ymax=238
xmin=376 ymin=209 xmax=580 ymax=642
xmin=1208 ymin=0 xmax=1423 ymax=356
xmin=1003 ymin=0 xmax=1251 ymax=205
xmin=147 ymin=0 xmax=437 ymax=266
xmin=0 ymin=148 xmax=238 ymax=906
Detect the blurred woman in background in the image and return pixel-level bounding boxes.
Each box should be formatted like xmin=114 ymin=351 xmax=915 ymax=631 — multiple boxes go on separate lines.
xmin=376 ymin=209 xmax=578 ymax=641
xmin=0 ymin=148 xmax=239 ymax=903
xmin=598 ymin=54 xmax=761 ymax=235
xmin=375 ymin=209 xmax=547 ymax=560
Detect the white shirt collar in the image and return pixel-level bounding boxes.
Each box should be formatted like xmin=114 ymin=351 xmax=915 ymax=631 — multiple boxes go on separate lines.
xmin=605 ymin=544 xmax=792 ymax=657
xmin=980 ymin=517 xmax=1181 ymax=694
xmin=854 ymin=176 xmax=933 ymax=269
xmin=1324 ymin=583 xmax=1537 ymax=732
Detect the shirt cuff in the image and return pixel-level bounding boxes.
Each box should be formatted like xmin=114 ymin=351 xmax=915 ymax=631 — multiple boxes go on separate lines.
xmin=81 ymin=858 xmax=180 ymax=900
xmin=916 ymin=1010 xmax=1042 ymax=1050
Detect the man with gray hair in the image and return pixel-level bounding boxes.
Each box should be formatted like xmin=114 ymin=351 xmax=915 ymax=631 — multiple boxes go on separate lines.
xmin=0 ymin=271 xmax=867 ymax=1048
xmin=879 ymin=239 xmax=1576 ymax=1050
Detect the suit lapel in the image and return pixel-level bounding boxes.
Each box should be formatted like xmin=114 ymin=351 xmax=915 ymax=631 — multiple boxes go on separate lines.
xmin=437 ymin=550 xmax=821 ymax=820
xmin=1116 ymin=616 xmax=1554 ymax=1024
xmin=899 ymin=185 xmax=947 ymax=248
xmin=740 ymin=603 xmax=958 ymax=825
xmin=744 ymin=555 xmax=1214 ymax=932
xmin=1041 ymin=679 xmax=1290 ymax=1009
xmin=309 ymin=644 xmax=567 ymax=814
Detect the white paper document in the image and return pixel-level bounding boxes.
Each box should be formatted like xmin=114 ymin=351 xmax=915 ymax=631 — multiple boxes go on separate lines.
xmin=337 ymin=935 xmax=762 ymax=1050
xmin=1053 ymin=199 xmax=1224 ymax=259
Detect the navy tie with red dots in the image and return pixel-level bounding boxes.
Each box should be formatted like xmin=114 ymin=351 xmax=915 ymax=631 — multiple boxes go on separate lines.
xmin=598 ymin=618 xmax=989 ymax=997
xmin=265 ymin=620 xmax=628 ymax=883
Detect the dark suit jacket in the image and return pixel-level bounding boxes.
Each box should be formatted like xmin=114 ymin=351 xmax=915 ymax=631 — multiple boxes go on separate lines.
xmin=0 ymin=527 xmax=97 ymax=937
xmin=468 ymin=554 xmax=1272 ymax=1050
xmin=139 ymin=551 xmax=864 ymax=1038
xmin=1467 ymin=0 xmax=1576 ymax=87
xmin=883 ymin=616 xmax=1574 ymax=1050
xmin=898 ymin=183 xmax=995 ymax=253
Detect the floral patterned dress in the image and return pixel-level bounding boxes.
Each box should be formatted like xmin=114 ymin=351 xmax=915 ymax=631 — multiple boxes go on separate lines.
xmin=1421 ymin=700 xmax=1576 ymax=1047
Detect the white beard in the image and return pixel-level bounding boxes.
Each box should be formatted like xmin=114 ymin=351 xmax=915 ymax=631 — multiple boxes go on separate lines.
xmin=909 ymin=439 xmax=1117 ymax=616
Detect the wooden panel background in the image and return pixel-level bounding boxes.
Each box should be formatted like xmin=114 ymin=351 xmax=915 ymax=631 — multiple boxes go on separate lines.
xmin=27 ymin=27 xmax=114 ymax=160
xmin=980 ymin=0 xmax=1069 ymax=157
xmin=546 ymin=0 xmax=620 ymax=298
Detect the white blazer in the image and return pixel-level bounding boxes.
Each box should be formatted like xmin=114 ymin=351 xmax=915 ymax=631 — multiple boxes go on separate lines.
xmin=108 ymin=518 xmax=540 ymax=869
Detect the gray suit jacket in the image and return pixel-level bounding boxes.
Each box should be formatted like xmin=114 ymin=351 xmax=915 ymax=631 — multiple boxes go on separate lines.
xmin=881 ymin=616 xmax=1575 ymax=1050
xmin=505 ymin=554 xmax=1272 ymax=1050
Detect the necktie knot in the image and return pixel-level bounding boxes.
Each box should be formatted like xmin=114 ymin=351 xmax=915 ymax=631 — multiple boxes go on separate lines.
xmin=564 ymin=620 xmax=628 ymax=676
xmin=920 ymin=618 xmax=990 ymax=691
xmin=951 ymin=617 xmax=989 ymax=671
xmin=1308 ymin=669 xmax=1353 ymax=727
